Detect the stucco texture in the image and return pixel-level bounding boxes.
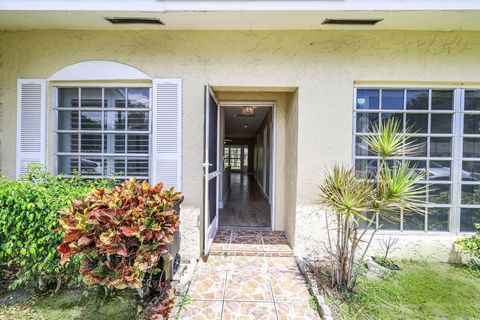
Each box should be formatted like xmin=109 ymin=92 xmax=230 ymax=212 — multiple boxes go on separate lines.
xmin=1 ymin=30 xmax=480 ymax=260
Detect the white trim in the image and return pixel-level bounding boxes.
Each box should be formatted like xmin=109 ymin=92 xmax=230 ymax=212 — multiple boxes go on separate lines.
xmin=3 ymin=0 xmax=480 ymax=12
xmin=220 ymin=101 xmax=276 ymax=231
xmin=48 ymin=60 xmax=151 ymax=81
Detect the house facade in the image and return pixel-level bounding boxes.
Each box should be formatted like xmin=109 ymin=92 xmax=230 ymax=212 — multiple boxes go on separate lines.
xmin=1 ymin=0 xmax=480 ymax=262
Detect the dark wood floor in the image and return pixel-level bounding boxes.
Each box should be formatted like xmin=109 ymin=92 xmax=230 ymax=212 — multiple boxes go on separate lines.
xmin=219 ymin=173 xmax=271 ymax=228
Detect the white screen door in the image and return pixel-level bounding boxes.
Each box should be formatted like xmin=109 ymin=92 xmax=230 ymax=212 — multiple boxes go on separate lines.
xmin=203 ymin=85 xmax=220 ymax=253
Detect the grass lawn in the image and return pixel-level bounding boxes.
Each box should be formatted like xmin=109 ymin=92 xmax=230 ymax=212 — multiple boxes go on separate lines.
xmin=328 ymin=261 xmax=480 ymax=320
xmin=0 ymin=287 xmax=139 ymax=320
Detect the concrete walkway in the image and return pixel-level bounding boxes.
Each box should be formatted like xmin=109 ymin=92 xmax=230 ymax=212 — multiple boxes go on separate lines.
xmin=178 ymin=229 xmax=320 ymax=320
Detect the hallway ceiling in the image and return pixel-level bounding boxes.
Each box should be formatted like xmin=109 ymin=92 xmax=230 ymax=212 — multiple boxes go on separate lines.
xmin=224 ymin=106 xmax=270 ymax=139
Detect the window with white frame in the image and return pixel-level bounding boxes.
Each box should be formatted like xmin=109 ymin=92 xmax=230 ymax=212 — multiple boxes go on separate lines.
xmin=55 ymin=87 xmax=151 ymax=181
xmin=354 ymin=87 xmax=480 ymax=233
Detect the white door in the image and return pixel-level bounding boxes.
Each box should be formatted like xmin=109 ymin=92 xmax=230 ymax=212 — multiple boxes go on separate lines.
xmin=203 ymin=85 xmax=220 ymax=254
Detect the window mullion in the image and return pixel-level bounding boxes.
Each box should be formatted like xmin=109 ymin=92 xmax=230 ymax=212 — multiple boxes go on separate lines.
xmin=450 ymin=88 xmax=464 ymax=234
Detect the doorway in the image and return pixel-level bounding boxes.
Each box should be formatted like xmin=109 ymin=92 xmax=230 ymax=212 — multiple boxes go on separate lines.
xmin=219 ymin=102 xmax=275 ymax=229
xmin=203 ymin=86 xmax=276 ymax=254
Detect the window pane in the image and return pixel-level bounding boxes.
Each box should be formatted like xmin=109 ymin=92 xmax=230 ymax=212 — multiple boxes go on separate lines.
xmin=104 ymin=111 xmax=126 ymax=130
xmin=403 ymin=212 xmax=425 ymax=231
xmin=465 ymin=90 xmax=480 ymax=111
xmin=80 ymin=134 xmax=102 ymax=153
xmin=57 ymin=133 xmax=79 ymax=153
xmin=104 ymin=88 xmax=126 ymax=108
xmin=406 ymin=89 xmax=428 ymax=110
xmin=464 ymin=114 xmax=480 ymax=134
xmin=430 ymin=114 xmax=452 ymax=134
xmin=431 ymin=90 xmax=453 ymax=110
xmin=381 ymin=113 xmax=403 ymax=128
xmin=356 ymin=113 xmax=378 ymax=133
xmin=356 ymin=89 xmax=379 ymax=110
xmin=412 ymin=137 xmax=427 ymax=157
xmin=462 ymin=161 xmax=480 ymax=181
xmin=382 ymin=89 xmax=404 ymax=110
xmin=406 ymin=113 xmax=428 ymax=133
xmin=57 ymin=155 xmax=79 ymax=175
xmin=429 ymin=184 xmax=450 ymax=204
xmin=80 ymin=157 xmax=103 ymax=176
xmin=409 ymin=161 xmax=427 ymax=182
xmin=430 ymin=137 xmax=451 ymax=157
xmin=58 ymin=111 xmax=79 ymax=130
xmin=127 ymin=134 xmax=149 ymax=154
xmin=127 ymin=111 xmax=149 ymax=131
xmin=80 ymin=111 xmax=102 ymax=130
xmin=463 ymin=138 xmax=480 ymax=158
xmin=460 ymin=208 xmax=480 ymax=232
xmin=104 ymin=134 xmax=125 ymax=153
xmin=104 ymin=157 xmax=126 ymax=176
xmin=461 ymin=184 xmax=480 ymax=205
xmin=127 ymin=158 xmax=149 ymax=176
xmin=127 ymin=88 xmax=150 ymax=108
xmin=80 ymin=88 xmax=102 ymax=107
xmin=378 ymin=214 xmax=400 ymax=230
xmin=355 ymin=159 xmax=377 ymax=178
xmin=359 ymin=212 xmax=376 ymax=229
xmin=428 ymin=207 xmax=449 ymax=231
xmin=355 ymin=136 xmax=375 ymax=156
xmin=58 ymin=88 xmax=79 ymax=108
xmin=428 ymin=160 xmax=451 ymax=181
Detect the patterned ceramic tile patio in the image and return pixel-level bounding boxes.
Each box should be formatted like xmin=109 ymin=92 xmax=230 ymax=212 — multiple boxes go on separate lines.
xmin=178 ymin=229 xmax=320 ymax=320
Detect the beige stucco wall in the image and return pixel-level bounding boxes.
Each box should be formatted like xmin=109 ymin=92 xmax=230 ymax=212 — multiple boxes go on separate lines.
xmin=2 ymin=29 xmax=480 ymax=260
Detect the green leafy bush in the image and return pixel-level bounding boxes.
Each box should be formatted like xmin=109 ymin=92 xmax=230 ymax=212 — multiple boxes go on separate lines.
xmin=57 ymin=179 xmax=182 ymax=293
xmin=456 ymin=223 xmax=480 ymax=265
xmin=0 ymin=164 xmax=113 ymax=289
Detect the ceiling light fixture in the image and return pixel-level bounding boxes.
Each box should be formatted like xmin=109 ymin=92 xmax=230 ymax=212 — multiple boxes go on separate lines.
xmin=240 ymin=106 xmax=255 ymax=117
xmin=243 ymin=125 xmax=248 ymax=128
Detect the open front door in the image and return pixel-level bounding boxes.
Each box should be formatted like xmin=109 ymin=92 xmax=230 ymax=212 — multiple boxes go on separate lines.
xmin=203 ymin=86 xmax=220 ymax=254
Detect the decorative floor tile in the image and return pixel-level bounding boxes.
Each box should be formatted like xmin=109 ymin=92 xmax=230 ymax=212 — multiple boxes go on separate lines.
xmin=196 ymin=255 xmax=230 ymax=271
xmin=222 ymin=301 xmax=277 ymax=320
xmin=182 ymin=229 xmax=320 ymax=319
xmin=227 ymin=256 xmax=268 ymax=271
xmin=275 ymin=301 xmax=320 ymax=320
xmin=229 ymin=242 xmax=265 ymax=252
xmin=270 ymin=271 xmax=311 ymax=302
xmin=188 ymin=270 xmax=227 ymax=300
xmin=265 ymin=257 xmax=298 ymax=272
xmin=224 ymin=270 xmax=273 ymax=301
xmin=178 ymin=300 xmax=223 ymax=320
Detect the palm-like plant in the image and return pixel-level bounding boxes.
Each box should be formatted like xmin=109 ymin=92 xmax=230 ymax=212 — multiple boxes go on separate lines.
xmin=319 ymin=118 xmax=425 ymax=292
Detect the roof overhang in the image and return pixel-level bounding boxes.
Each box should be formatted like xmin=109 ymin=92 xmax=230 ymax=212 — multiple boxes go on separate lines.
xmin=1 ymin=0 xmax=480 ymax=31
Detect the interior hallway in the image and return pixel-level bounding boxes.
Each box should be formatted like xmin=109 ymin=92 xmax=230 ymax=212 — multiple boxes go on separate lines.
xmin=219 ymin=173 xmax=271 ymax=228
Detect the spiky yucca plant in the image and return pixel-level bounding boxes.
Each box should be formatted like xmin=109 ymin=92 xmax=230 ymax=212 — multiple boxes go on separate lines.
xmin=319 ymin=118 xmax=425 ymax=292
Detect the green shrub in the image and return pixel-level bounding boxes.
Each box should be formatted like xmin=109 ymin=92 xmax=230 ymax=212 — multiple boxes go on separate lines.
xmin=57 ymin=179 xmax=182 ymax=294
xmin=0 ymin=164 xmax=113 ymax=290
xmin=456 ymin=223 xmax=480 ymax=275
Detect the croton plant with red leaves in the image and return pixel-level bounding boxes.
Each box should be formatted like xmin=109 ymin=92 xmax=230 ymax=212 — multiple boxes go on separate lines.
xmin=56 ymin=179 xmax=182 ymax=291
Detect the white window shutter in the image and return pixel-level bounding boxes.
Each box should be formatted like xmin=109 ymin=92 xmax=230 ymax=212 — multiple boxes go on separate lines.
xmin=16 ymin=79 xmax=47 ymax=178
xmin=152 ymin=79 xmax=182 ymax=190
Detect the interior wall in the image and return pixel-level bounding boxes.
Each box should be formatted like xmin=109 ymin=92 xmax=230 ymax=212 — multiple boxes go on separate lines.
xmin=253 ymin=108 xmax=272 ymax=198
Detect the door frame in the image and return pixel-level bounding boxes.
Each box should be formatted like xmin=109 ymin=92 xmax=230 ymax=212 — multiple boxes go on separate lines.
xmin=219 ymin=101 xmax=277 ymax=230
